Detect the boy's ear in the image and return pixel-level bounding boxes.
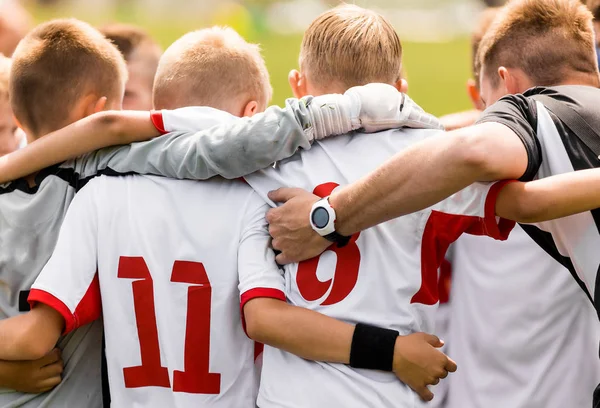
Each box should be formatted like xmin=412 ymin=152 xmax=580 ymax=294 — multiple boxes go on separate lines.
xmin=498 ymin=66 xmax=520 ymax=95
xmin=466 ymin=79 xmax=485 ymax=111
xmin=288 ymin=69 xmax=308 ymax=98
xmin=12 ymin=114 xmax=23 ymax=131
xmin=92 ymin=96 xmax=108 ymax=114
xmin=242 ymin=100 xmax=259 ymax=118
xmin=394 ymin=79 xmax=408 ymax=93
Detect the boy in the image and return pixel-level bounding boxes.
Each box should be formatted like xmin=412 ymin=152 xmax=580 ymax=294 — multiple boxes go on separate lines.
xmin=0 ymin=55 xmax=22 ymax=156
xmin=0 ymin=27 xmax=455 ymax=407
xmin=442 ymin=7 xmax=600 ymax=408
xmin=7 ymin=4 xmax=600 ymax=405
xmin=100 ymin=24 xmax=162 ymax=110
xmin=262 ymin=1 xmax=600 ymax=405
xmin=0 ymin=19 xmax=127 ymax=407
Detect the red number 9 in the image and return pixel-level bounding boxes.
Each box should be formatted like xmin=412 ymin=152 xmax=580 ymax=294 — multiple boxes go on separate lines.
xmin=296 ymin=183 xmax=361 ymax=306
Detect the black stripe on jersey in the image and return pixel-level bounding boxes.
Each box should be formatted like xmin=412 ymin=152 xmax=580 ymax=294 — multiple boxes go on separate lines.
xmin=0 ymin=163 xmax=79 ymax=195
xmin=75 ymin=167 xmax=139 ymax=191
xmin=548 ymin=112 xmax=600 ymax=232
xmin=0 ymin=164 xmax=140 ymax=195
xmin=520 ymin=224 xmax=594 ymax=305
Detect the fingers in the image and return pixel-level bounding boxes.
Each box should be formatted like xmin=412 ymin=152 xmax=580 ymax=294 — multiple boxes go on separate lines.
xmin=40 ymin=359 xmax=64 ymax=378
xmin=39 ymin=348 xmax=61 ymax=367
xmin=35 ymin=375 xmax=62 ymax=393
xmin=267 ymin=188 xmax=306 ymax=204
xmin=446 ymin=357 xmax=458 ymax=373
xmin=414 ymin=386 xmax=434 ymax=402
xmin=424 ymin=334 xmax=443 ymax=348
xmin=275 ymin=252 xmax=293 ymax=265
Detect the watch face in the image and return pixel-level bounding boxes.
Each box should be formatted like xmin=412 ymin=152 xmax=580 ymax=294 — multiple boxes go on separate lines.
xmin=312 ymin=207 xmax=330 ymax=229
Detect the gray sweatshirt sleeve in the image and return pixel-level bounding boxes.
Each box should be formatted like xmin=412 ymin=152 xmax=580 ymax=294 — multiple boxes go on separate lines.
xmin=74 ymin=95 xmax=357 ymax=181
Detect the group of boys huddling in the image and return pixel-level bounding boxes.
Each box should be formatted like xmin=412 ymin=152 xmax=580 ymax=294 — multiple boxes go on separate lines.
xmin=1 ymin=0 xmax=600 ymax=407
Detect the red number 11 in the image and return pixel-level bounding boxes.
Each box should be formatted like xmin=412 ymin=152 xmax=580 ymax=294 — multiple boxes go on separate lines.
xmin=117 ymin=256 xmax=221 ymax=394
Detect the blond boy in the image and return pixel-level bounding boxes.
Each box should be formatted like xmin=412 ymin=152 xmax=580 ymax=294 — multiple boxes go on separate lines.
xmin=0 ymin=18 xmax=126 ymax=407
xmin=100 ymin=24 xmax=162 ymax=110
xmin=0 ymin=26 xmax=454 ymax=407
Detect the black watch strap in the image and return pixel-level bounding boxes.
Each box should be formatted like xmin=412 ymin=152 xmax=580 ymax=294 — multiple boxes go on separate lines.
xmin=324 ymin=231 xmax=351 ymax=247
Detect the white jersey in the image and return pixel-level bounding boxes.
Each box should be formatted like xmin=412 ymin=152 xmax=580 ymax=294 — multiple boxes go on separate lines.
xmin=446 ymin=225 xmax=600 ymax=408
xmin=29 ymin=175 xmax=285 ymax=408
xmin=244 ymin=129 xmax=513 ymax=408
xmin=478 ymin=85 xmax=600 ymax=312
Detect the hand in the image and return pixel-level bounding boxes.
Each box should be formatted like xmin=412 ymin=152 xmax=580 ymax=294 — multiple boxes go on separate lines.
xmin=344 ymin=83 xmax=443 ymax=132
xmin=392 ymin=333 xmax=457 ymax=402
xmin=0 ymin=348 xmax=63 ymax=394
xmin=266 ymin=188 xmax=331 ymax=264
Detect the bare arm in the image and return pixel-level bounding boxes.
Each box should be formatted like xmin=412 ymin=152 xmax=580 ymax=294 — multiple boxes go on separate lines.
xmin=244 ymin=297 xmax=353 ymax=363
xmin=0 ymin=304 xmax=64 ymax=361
xmin=330 ymin=122 xmax=528 ymax=235
xmin=243 ymin=298 xmax=456 ymax=402
xmin=0 ymin=111 xmax=157 ymax=184
xmin=496 ymin=168 xmax=600 ymax=223
xmin=266 ymin=122 xmax=529 ymax=263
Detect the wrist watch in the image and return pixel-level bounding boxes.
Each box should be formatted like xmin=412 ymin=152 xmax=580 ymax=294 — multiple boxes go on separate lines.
xmin=309 ymin=197 xmax=351 ymax=247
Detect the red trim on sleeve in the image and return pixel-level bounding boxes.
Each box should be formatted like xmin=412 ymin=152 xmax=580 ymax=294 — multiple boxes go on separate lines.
xmin=412 ymin=211 xmax=482 ymax=306
xmin=484 ymin=180 xmax=517 ymax=240
xmin=28 ymin=273 xmax=102 ymax=335
xmin=150 ymin=111 xmax=167 ymax=135
xmin=239 ymin=288 xmax=286 ymax=337
xmin=28 ymin=289 xmax=76 ymax=335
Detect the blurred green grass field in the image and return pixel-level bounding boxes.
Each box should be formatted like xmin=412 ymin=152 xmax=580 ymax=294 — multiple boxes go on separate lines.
xmin=32 ymin=6 xmax=473 ymax=117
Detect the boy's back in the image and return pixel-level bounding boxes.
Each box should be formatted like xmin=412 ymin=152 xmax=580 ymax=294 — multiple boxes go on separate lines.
xmin=0 ymin=18 xmax=127 ymax=406
xmin=245 ymin=129 xmax=511 ymax=407
xmin=32 ymin=175 xmax=281 ymax=407
xmin=0 ymin=172 xmax=103 ymax=406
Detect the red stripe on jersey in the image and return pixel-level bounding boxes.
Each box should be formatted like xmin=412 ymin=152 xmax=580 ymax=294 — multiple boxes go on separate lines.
xmin=412 ymin=184 xmax=516 ymax=306
xmin=28 ymin=289 xmax=76 ymax=335
xmin=239 ymin=288 xmax=286 ymax=337
xmin=484 ymin=180 xmax=517 ymax=240
xmin=438 ymin=258 xmax=452 ymax=305
xmin=29 ymin=273 xmax=102 ymax=335
xmin=150 ymin=111 xmax=167 ymax=134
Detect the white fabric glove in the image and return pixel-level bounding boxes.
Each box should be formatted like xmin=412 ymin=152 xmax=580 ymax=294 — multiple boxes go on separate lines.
xmin=345 ymin=83 xmax=444 ymax=132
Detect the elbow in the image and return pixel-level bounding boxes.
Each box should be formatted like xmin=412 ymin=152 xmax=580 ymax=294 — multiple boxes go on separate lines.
xmin=244 ymin=310 xmax=266 ymax=343
xmin=497 ymin=191 xmax=544 ymax=224
xmin=243 ymin=299 xmax=275 ymax=343
xmin=93 ymin=111 xmax=130 ymax=145
xmin=17 ymin=325 xmax=54 ymax=361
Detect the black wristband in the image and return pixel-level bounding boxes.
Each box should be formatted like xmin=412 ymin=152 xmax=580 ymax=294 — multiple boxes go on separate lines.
xmin=349 ymin=323 xmax=399 ymax=371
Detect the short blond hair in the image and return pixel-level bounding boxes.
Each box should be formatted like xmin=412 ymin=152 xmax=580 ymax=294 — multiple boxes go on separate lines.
xmin=11 ymin=19 xmax=127 ymax=136
xmin=299 ymin=5 xmax=402 ymax=91
xmin=153 ymin=26 xmax=272 ymax=112
xmin=478 ymin=0 xmax=598 ymax=88
xmin=0 ymin=55 xmax=11 ymax=100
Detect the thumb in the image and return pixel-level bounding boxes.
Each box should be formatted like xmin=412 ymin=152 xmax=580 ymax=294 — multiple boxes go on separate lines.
xmin=424 ymin=334 xmax=443 ymax=348
xmin=268 ymin=187 xmax=305 ymax=204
